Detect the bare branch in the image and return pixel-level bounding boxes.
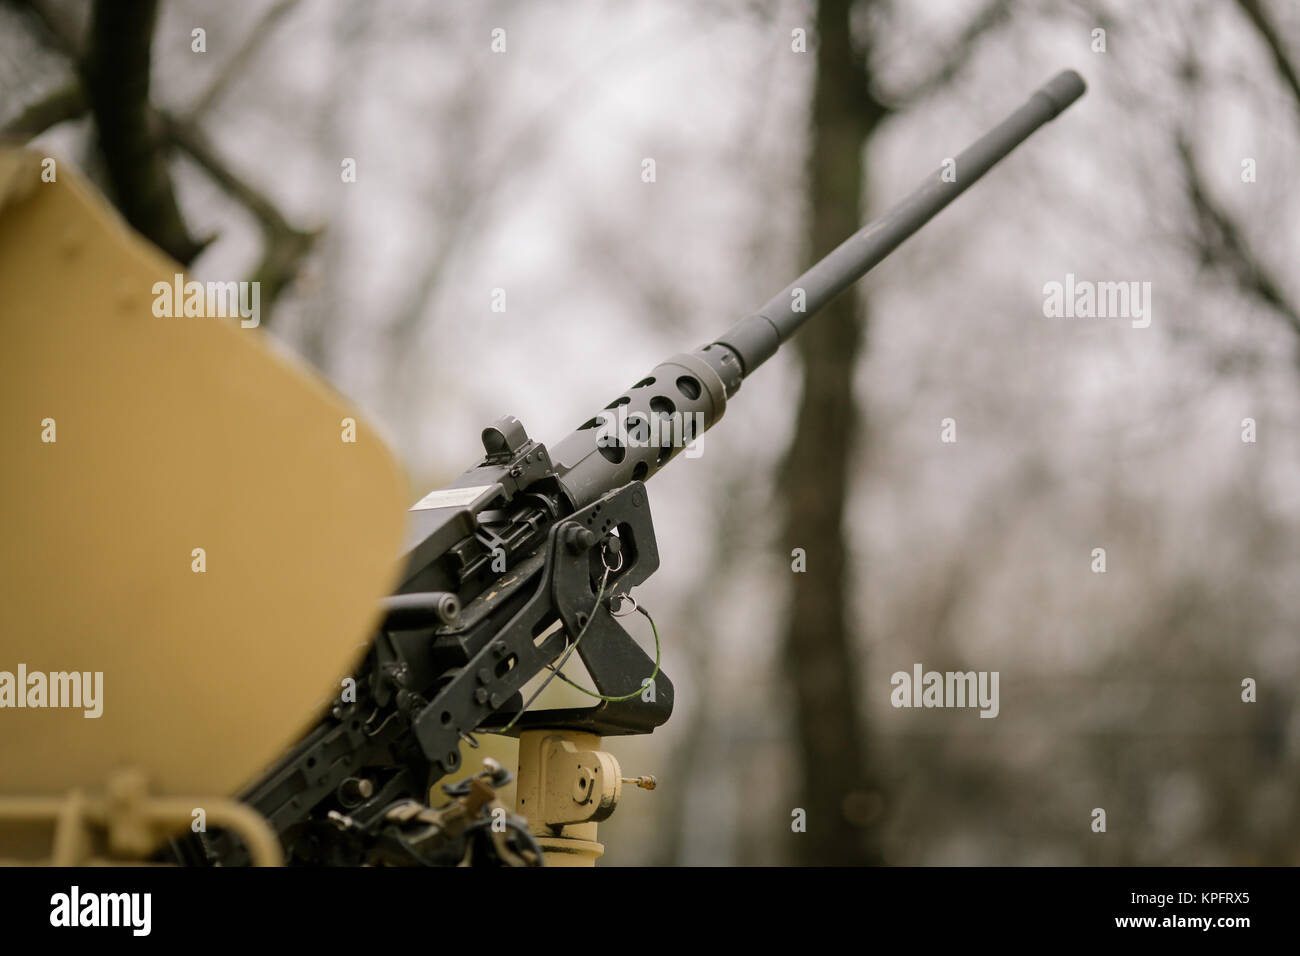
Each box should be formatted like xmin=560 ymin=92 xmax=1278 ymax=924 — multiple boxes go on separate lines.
xmin=884 ymin=0 xmax=1014 ymax=107
xmin=190 ymin=0 xmax=302 ymax=119
xmin=163 ymin=112 xmax=319 ymax=325
xmin=82 ymin=0 xmax=207 ymax=263
xmin=11 ymin=0 xmax=319 ymax=319
xmin=1236 ymin=0 xmax=1300 ymax=125
xmin=12 ymin=0 xmax=83 ymax=57
xmin=2 ymin=82 xmax=85 ymax=137
xmin=1175 ymin=128 xmax=1300 ymax=339
xmin=2 ymin=3 xmax=88 ymax=136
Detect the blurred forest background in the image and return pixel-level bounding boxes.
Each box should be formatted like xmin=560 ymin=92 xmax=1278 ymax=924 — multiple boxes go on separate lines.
xmin=3 ymin=0 xmax=1298 ymax=865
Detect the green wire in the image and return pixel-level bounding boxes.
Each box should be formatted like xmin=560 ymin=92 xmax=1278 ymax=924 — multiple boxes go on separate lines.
xmin=498 ymin=575 xmax=661 ymax=732
xmin=545 ymin=604 xmax=661 ymax=702
xmin=499 ymin=573 xmax=608 ymax=733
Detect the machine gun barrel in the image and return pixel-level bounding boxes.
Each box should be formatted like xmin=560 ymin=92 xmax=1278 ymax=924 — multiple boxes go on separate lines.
xmin=550 ymin=70 xmax=1085 ymax=509
xmin=716 ymin=69 xmax=1085 ymax=378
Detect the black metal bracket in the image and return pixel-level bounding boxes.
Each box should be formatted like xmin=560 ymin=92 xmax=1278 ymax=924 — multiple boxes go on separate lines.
xmin=516 ymin=481 xmax=674 ymax=736
xmin=410 ymin=482 xmax=673 ymax=775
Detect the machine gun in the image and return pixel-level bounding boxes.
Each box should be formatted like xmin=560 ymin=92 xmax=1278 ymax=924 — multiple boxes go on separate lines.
xmin=187 ymin=70 xmax=1086 ymax=867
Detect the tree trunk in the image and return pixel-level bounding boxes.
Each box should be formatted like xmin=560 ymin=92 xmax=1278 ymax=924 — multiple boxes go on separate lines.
xmin=780 ymin=0 xmax=884 ymax=865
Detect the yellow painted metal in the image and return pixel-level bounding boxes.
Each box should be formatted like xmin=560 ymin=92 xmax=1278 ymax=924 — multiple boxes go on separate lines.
xmin=0 ymin=150 xmax=408 ymax=858
xmin=515 ymin=729 xmax=623 ymax=866
xmin=0 ymin=768 xmax=283 ymax=866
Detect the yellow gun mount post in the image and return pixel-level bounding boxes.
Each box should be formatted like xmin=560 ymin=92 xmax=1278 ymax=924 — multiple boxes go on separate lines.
xmin=514 ymin=730 xmax=655 ymax=866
